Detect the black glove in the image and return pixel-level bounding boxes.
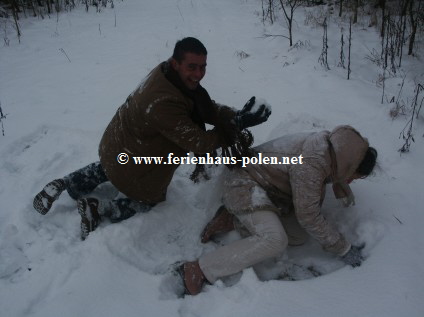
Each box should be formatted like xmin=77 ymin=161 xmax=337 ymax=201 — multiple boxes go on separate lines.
xmin=341 ymin=244 xmax=365 ymax=267
xmin=234 ymin=96 xmax=271 ymax=130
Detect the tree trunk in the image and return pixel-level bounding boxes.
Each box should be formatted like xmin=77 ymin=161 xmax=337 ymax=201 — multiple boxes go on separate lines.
xmin=380 ymin=0 xmax=386 ymax=37
xmin=408 ymin=0 xmax=416 ymax=55
xmin=11 ymin=1 xmax=21 ymax=42
xmin=353 ymin=0 xmax=359 ymax=24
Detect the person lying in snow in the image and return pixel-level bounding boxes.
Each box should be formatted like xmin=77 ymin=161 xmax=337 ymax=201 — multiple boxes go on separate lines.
xmin=32 ymin=37 xmax=271 ymax=240
xmin=178 ymin=125 xmax=378 ymax=295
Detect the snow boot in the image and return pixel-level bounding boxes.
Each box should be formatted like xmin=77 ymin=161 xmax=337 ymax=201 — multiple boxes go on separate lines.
xmin=33 ymin=179 xmax=67 ymax=215
xmin=78 ymin=197 xmax=102 ymax=240
xmin=176 ymin=261 xmax=208 ymax=296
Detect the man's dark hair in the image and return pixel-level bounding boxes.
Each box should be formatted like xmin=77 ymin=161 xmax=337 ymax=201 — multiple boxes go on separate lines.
xmin=172 ymin=37 xmax=207 ymax=62
xmin=356 ymin=146 xmax=378 ymax=177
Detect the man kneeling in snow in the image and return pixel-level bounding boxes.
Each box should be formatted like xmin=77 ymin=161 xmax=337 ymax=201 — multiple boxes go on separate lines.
xmin=32 ymin=37 xmax=271 ymax=240
xmin=178 ymin=125 xmax=377 ymax=295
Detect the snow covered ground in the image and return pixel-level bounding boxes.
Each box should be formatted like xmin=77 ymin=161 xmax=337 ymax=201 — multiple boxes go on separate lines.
xmin=1 ymin=0 xmax=423 ymax=316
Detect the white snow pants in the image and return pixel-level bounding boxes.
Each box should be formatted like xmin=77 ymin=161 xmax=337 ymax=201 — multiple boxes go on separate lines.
xmin=198 ymin=210 xmax=307 ymax=283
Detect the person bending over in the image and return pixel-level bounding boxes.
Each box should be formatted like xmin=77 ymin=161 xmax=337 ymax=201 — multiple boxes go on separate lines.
xmin=178 ymin=125 xmax=377 ymax=295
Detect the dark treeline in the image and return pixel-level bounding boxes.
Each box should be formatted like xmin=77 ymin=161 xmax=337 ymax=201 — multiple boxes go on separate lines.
xmin=0 ymin=0 xmax=117 ymax=42
xmin=0 ymin=0 xmax=116 ymax=19
xmin=261 ymin=0 xmax=423 ymax=55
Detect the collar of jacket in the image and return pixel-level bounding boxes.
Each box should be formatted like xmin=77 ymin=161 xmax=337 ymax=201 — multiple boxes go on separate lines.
xmin=161 ymin=61 xmax=218 ymax=131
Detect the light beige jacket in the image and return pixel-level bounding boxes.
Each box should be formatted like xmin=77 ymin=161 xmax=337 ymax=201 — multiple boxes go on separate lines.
xmin=223 ymin=125 xmax=369 ymax=255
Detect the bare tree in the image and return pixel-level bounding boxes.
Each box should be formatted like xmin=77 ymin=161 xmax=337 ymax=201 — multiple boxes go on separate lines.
xmin=399 ymin=83 xmax=424 ymax=152
xmin=378 ymin=3 xmax=411 ymax=74
xmin=10 ymin=0 xmax=21 ymax=43
xmin=338 ymin=29 xmax=346 ymax=68
xmin=397 ymin=0 xmax=409 ymax=67
xmin=408 ymin=0 xmax=423 ymax=55
xmin=278 ymin=0 xmax=302 ymax=46
xmin=0 ymin=102 xmax=7 ymax=136
xmin=2 ymin=18 xmax=10 ymax=46
xmin=261 ymin=0 xmax=276 ymax=24
xmin=348 ymin=18 xmax=352 ymax=79
xmin=318 ymin=18 xmax=330 ymax=70
xmin=380 ymin=0 xmax=386 ymax=37
xmin=352 ymin=0 xmax=359 ymax=24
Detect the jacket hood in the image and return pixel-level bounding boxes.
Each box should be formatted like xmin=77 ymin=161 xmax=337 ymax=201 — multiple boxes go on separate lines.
xmin=329 ymin=125 xmax=369 ymax=181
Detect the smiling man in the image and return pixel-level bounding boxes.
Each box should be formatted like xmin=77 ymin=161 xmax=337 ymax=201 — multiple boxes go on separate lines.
xmin=171 ymin=52 xmax=207 ymax=90
xmin=33 ymin=37 xmax=271 ymax=240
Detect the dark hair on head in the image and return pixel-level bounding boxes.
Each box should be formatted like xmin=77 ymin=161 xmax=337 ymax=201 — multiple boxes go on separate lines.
xmin=356 ymin=146 xmax=378 ymax=177
xmin=172 ymin=37 xmax=207 ymax=62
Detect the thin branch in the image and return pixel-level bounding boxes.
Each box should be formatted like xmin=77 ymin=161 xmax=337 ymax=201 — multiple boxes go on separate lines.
xmin=59 ymin=48 xmax=71 ymax=63
xmin=393 ymin=215 xmax=403 ymax=224
xmin=0 ymin=102 xmax=7 ymax=136
xmin=261 ymin=33 xmax=290 ymax=40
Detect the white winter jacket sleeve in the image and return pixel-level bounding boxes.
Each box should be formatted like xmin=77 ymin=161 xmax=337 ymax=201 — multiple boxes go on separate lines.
xmin=289 ymin=134 xmax=351 ymax=256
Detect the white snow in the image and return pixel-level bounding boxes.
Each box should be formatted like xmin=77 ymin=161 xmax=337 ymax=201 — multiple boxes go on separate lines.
xmin=249 ymin=97 xmax=272 ymax=114
xmin=1 ymin=0 xmax=424 ymax=316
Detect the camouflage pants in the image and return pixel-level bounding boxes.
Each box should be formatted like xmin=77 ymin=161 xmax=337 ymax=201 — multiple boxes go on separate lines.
xmin=64 ymin=161 xmax=152 ymax=222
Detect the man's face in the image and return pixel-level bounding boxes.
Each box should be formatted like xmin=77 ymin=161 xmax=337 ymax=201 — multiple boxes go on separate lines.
xmin=171 ymin=52 xmax=207 ymax=90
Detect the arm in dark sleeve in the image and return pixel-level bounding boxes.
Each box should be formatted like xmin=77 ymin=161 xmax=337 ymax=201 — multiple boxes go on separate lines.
xmin=146 ymin=97 xmax=226 ymax=154
xmin=204 ymin=101 xmax=237 ymax=126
